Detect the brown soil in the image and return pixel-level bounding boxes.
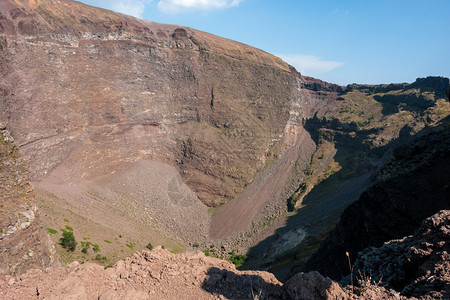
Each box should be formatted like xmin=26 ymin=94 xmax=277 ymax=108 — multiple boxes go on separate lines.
xmin=210 ymin=127 xmax=315 ymax=239
xmin=35 ymin=160 xmax=210 ymax=267
xmin=0 ymin=247 xmax=284 ymax=300
xmin=0 ymin=246 xmax=416 ymax=300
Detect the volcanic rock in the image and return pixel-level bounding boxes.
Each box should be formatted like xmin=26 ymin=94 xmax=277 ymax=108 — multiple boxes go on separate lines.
xmin=350 ymin=210 xmax=450 ymax=299
xmin=0 ymin=0 xmax=296 ymax=208
xmin=0 ymin=125 xmax=59 ymax=275
xmin=305 ymin=117 xmax=450 ymax=280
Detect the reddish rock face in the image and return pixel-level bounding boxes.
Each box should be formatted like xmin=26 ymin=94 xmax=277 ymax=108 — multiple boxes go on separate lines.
xmin=0 ymin=0 xmax=297 ymax=207
xmin=0 ymin=125 xmax=59 ymax=276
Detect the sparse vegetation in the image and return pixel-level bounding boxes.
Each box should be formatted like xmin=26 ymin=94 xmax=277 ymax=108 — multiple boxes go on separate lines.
xmin=146 ymin=242 xmax=153 ymax=250
xmin=125 ymin=242 xmax=135 ymax=249
xmin=287 ymin=183 xmax=308 ymax=211
xmin=47 ymin=228 xmax=58 ymax=234
xmin=104 ymin=240 xmax=112 ymax=244
xmin=81 ymin=241 xmax=100 ymax=252
xmin=263 ymin=215 xmax=276 ymax=227
xmin=92 ymin=243 xmax=100 ymax=252
xmin=228 ymin=250 xmax=247 ymax=267
xmin=95 ymin=254 xmax=107 ymax=261
xmin=346 ymin=252 xmax=354 ymax=293
xmin=60 ymin=231 xmax=76 ymax=251
xmin=65 ymin=225 xmax=73 ymax=231
xmin=357 ymin=270 xmax=382 ymax=292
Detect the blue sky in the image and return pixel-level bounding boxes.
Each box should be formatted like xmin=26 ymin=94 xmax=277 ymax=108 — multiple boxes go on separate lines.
xmin=78 ymin=0 xmax=450 ymax=86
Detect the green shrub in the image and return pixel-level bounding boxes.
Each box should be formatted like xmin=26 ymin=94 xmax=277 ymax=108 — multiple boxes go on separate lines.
xmin=146 ymin=242 xmax=153 ymax=250
xmin=60 ymin=231 xmax=76 ymax=251
xmin=228 ymin=250 xmax=247 ymax=267
xmin=47 ymin=228 xmax=58 ymax=234
xmin=65 ymin=226 xmax=73 ymax=231
xmin=104 ymin=240 xmax=112 ymax=244
xmin=95 ymin=254 xmax=107 ymax=261
xmin=92 ymin=243 xmax=100 ymax=252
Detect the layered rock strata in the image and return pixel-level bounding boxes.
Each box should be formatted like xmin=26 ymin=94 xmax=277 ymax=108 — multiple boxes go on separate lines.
xmin=0 ymin=124 xmax=58 ymax=275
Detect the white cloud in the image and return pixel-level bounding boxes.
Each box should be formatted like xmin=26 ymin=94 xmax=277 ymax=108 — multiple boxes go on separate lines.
xmin=111 ymin=0 xmax=152 ymax=18
xmin=80 ymin=0 xmax=153 ymax=18
xmin=277 ymin=54 xmax=344 ymax=77
xmin=80 ymin=0 xmax=243 ymax=15
xmin=157 ymin=0 xmax=244 ymax=13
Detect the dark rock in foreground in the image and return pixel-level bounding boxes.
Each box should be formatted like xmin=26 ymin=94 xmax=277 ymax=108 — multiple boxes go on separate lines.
xmin=350 ymin=210 xmax=450 ymax=299
xmin=306 ymin=117 xmax=450 ymax=280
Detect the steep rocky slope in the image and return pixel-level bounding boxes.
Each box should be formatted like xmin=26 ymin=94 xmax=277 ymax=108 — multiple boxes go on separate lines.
xmin=241 ymin=77 xmax=450 ymax=278
xmin=0 ymin=0 xmax=308 ymax=256
xmin=0 ymin=123 xmax=58 ymax=275
xmin=0 ymin=0 xmax=295 ymax=208
xmin=1 ymin=0 xmax=450 ymax=287
xmin=305 ymin=116 xmax=450 ymax=281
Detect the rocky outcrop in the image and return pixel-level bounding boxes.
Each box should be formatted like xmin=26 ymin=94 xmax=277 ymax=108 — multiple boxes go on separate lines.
xmin=345 ymin=77 xmax=449 ymax=95
xmin=0 ymin=0 xmax=296 ymax=208
xmin=0 ymin=124 xmax=58 ymax=275
xmin=350 ymin=210 xmax=450 ymax=299
xmin=305 ymin=117 xmax=450 ymax=280
xmin=0 ymin=248 xmax=283 ymax=299
xmin=284 ymin=271 xmax=347 ymax=299
xmin=0 ymin=246 xmax=416 ymax=299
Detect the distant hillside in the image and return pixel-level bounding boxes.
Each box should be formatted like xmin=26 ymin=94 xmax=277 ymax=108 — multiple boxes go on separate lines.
xmin=305 ymin=116 xmax=450 ymax=281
